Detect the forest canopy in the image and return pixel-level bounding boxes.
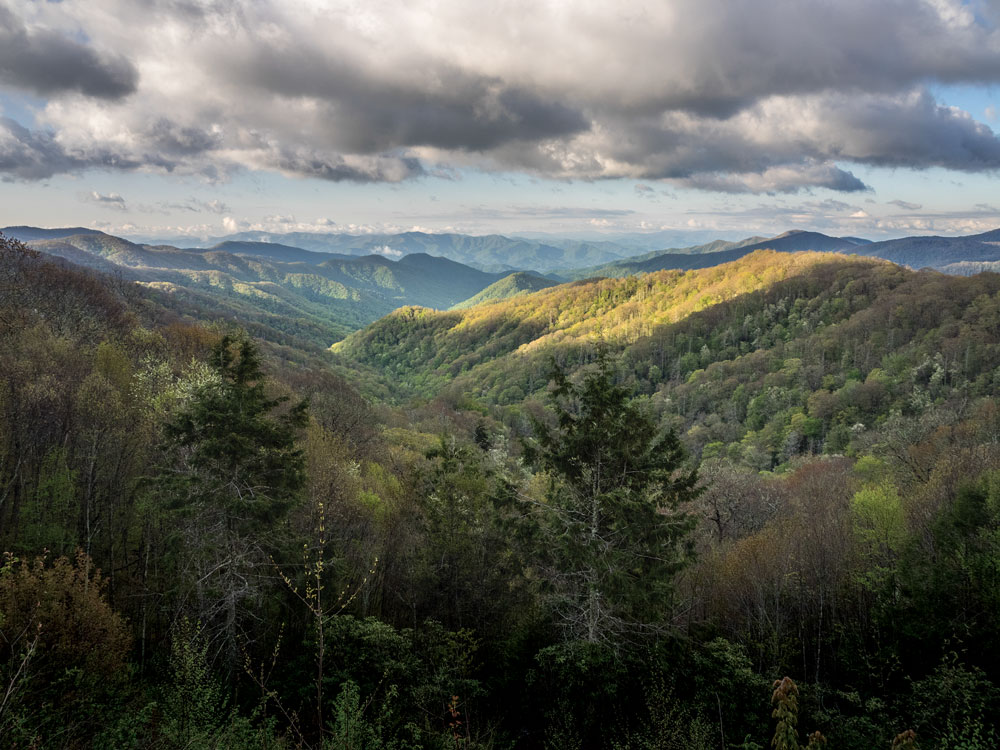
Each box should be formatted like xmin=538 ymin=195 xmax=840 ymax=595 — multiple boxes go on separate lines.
xmin=3 ymin=232 xmax=1000 ymax=748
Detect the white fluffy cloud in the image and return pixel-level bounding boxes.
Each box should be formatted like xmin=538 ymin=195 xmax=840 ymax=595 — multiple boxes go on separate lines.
xmin=82 ymin=190 xmax=127 ymax=210
xmin=1 ymin=0 xmax=1000 ymax=193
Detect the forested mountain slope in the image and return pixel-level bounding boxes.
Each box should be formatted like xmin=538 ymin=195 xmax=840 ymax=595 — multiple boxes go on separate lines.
xmin=337 ymin=250 xmax=1000 ymax=469
xmin=14 ymin=230 xmax=513 ymax=346
xmin=450 ymin=271 xmax=557 ymax=309
xmin=561 ymin=230 xmax=868 ymax=279
xmin=337 ymin=250 xmax=884 ymax=391
xmin=6 ymin=231 xmax=1000 ymax=749
xmin=184 ymin=229 xmax=629 ymax=272
xmin=854 ymin=228 xmax=1000 ymax=270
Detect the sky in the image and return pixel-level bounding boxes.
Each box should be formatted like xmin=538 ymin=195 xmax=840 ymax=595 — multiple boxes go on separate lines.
xmin=1 ymin=0 xmax=999 ymax=243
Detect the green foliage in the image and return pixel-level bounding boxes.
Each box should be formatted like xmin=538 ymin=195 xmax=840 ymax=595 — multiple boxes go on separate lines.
xmin=850 ymin=481 xmax=906 ymax=590
xmin=525 ymin=355 xmax=698 ymax=643
xmin=158 ymin=334 xmax=309 ymax=668
xmin=163 ymin=334 xmax=308 ymax=523
xmin=896 ymin=471 xmax=1000 ymax=658
xmin=690 ymin=638 xmax=771 ymax=742
xmin=531 ymin=640 xmax=634 ymax=747
xmin=905 ymin=655 xmax=999 ymax=750
xmin=161 ymin=618 xmax=230 ymax=745
xmin=19 ymin=447 xmax=76 ymax=555
xmin=326 ymin=680 xmax=416 ymax=750
xmin=611 ymin=677 xmax=715 ymax=750
xmin=771 ymin=677 xmax=800 ymax=750
xmin=411 ymin=435 xmax=527 ymax=636
xmin=0 ymin=552 xmax=131 ymax=747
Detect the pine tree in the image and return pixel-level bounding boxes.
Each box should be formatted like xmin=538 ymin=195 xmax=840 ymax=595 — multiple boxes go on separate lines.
xmin=524 ymin=354 xmax=698 ymax=645
xmin=164 ymin=335 xmax=307 ymax=526
xmin=159 ymin=335 xmax=307 ymax=667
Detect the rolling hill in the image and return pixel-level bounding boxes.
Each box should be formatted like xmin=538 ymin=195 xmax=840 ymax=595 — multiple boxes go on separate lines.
xmin=560 ymin=228 xmax=1000 ymax=279
xmin=852 ymin=228 xmax=1000 ymax=270
xmin=334 ymin=249 xmax=1000 ymax=474
xmin=179 ymin=230 xmax=630 ymax=273
xmin=10 ymin=229 xmax=513 ymax=347
xmin=335 ymin=249 xmax=902 ymax=399
xmin=451 ymin=271 xmax=557 ymax=309
xmin=561 ymin=230 xmax=870 ymax=279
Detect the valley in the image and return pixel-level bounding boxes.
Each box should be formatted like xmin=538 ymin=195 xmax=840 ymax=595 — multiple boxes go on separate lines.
xmin=4 ymin=223 xmax=1000 ymax=748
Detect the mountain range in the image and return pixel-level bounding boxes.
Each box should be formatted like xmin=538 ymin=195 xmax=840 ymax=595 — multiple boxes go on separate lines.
xmin=166 ymin=230 xmax=631 ymax=273
xmin=5 ymin=224 xmax=1000 ymax=351
xmin=2 ymin=227 xmax=513 ymax=347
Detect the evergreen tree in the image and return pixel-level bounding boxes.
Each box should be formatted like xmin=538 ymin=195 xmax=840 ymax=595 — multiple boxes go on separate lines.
xmin=158 ymin=335 xmax=308 ymax=667
xmin=164 ymin=335 xmax=307 ymax=527
xmin=524 ymin=355 xmax=698 ymax=645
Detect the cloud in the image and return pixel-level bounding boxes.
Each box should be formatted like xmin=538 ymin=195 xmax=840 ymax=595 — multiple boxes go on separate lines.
xmin=2 ymin=0 xmax=1000 ymax=192
xmin=222 ymin=216 xmax=241 ymax=233
xmin=889 ymin=199 xmax=923 ymax=210
xmin=463 ymin=205 xmax=636 ymax=220
xmin=0 ymin=116 xmax=141 ymax=180
xmin=161 ymin=197 xmax=230 ymax=214
xmin=0 ymin=3 xmax=137 ymax=100
xmin=261 ymin=147 xmax=425 ymax=183
xmin=671 ymin=164 xmax=869 ymax=194
xmin=680 ymin=198 xmax=1000 ymax=239
xmin=82 ymin=190 xmax=127 ymax=210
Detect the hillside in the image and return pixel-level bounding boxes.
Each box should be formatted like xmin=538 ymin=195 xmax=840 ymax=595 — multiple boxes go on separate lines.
xmin=1 ymin=225 xmax=106 ymax=242
xmin=853 ymin=228 xmax=1000 ymax=270
xmin=451 ymin=271 xmax=557 ymax=309
xmin=8 ymin=230 xmax=1000 ymax=748
xmin=335 ymin=250 xmax=876 ymax=391
xmin=181 ymin=230 xmax=629 ymax=272
xmin=562 ymin=230 xmax=869 ymax=279
xmin=336 ymin=249 xmax=1000 ymax=470
xmin=18 ymin=231 xmax=512 ymax=346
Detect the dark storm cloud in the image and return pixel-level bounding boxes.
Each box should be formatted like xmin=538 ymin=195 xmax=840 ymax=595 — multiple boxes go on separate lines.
xmin=581 ymin=91 xmax=1000 ymax=187
xmin=3 ymin=0 xmax=1000 ymax=192
xmin=0 ymin=117 xmax=141 ymax=179
xmin=225 ymin=44 xmax=588 ymax=153
xmin=816 ymin=89 xmax=1000 ymax=170
xmin=0 ymin=3 xmax=137 ymax=100
xmin=146 ymin=119 xmax=221 ymax=157
xmin=267 ymin=147 xmax=426 ymax=183
xmin=610 ymin=0 xmax=1000 ymax=118
xmin=673 ymin=165 xmax=869 ymax=195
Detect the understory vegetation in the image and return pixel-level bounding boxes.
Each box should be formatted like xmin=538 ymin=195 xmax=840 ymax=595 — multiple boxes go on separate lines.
xmin=3 ymin=233 xmax=1000 ymax=748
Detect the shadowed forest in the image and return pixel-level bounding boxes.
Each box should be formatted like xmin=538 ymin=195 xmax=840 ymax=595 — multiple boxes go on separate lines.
xmin=2 ymin=232 xmax=999 ymax=749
